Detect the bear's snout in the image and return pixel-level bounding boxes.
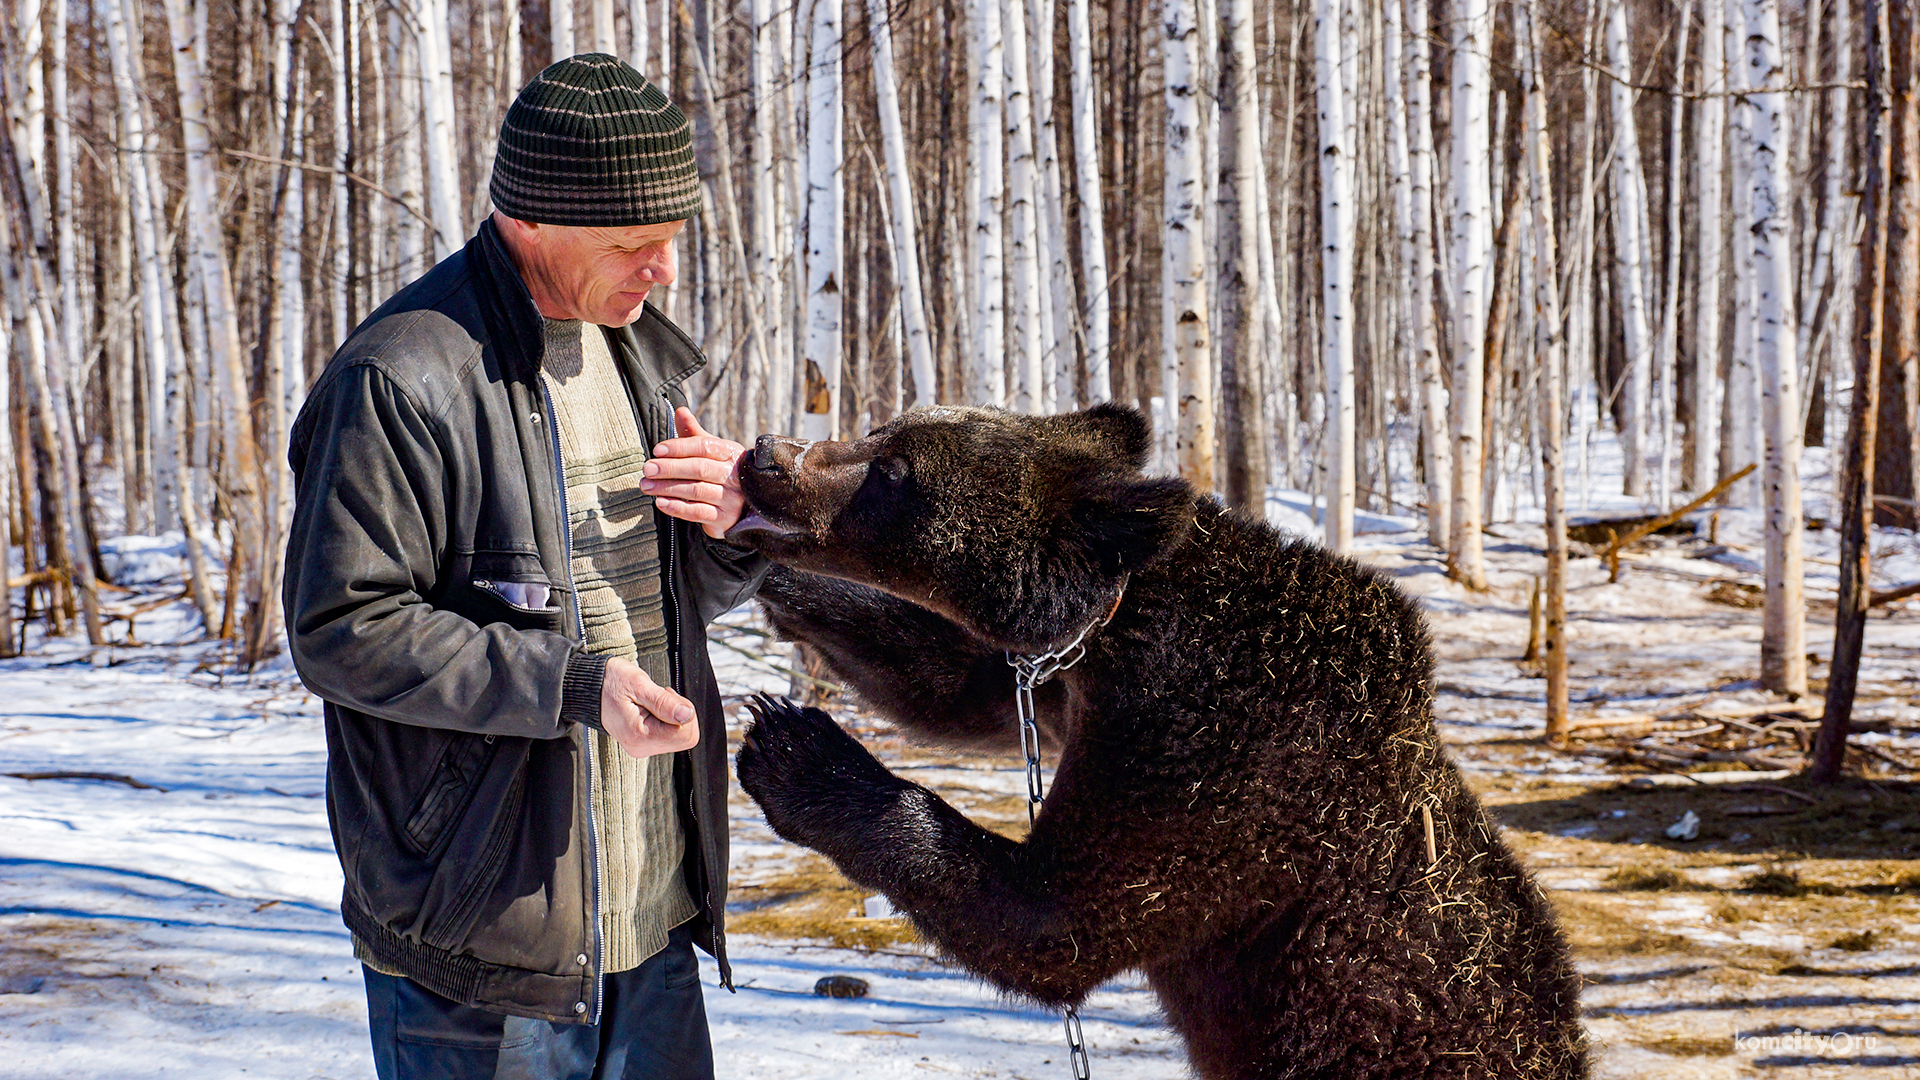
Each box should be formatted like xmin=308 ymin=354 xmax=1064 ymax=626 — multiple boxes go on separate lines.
xmin=748 ymin=433 xmax=807 ymax=476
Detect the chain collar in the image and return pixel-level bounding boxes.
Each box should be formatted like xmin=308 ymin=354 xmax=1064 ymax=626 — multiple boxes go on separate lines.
xmin=1004 ymin=575 xmax=1123 ymax=1080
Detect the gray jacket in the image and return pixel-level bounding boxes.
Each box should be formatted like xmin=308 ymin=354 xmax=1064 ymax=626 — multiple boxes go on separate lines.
xmin=285 ymin=219 xmax=765 ymax=1024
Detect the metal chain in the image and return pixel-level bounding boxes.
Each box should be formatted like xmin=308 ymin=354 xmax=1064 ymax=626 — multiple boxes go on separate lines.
xmin=1006 ymin=578 xmax=1124 ymax=1080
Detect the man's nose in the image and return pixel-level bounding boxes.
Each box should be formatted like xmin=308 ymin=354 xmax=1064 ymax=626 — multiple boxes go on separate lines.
xmin=638 ymin=242 xmax=676 ymax=285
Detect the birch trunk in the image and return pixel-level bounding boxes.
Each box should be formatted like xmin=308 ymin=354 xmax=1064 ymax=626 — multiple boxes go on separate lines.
xmin=52 ymin=0 xmax=92 ymax=532
xmin=1066 ymin=0 xmax=1111 ymax=402
xmin=969 ymin=0 xmax=1007 ymax=406
xmin=1003 ymin=0 xmax=1046 ymax=412
xmin=161 ymin=0 xmax=267 ymax=643
xmin=1448 ymin=0 xmax=1492 ymax=587
xmin=390 ymin=4 xmax=426 ymax=282
xmin=1726 ymin=0 xmax=1763 ymax=502
xmin=553 ymin=0 xmax=576 ymax=58
xmin=1694 ymin=2 xmax=1728 ymax=493
xmin=1606 ymin=0 xmax=1657 ymax=498
xmin=258 ymin=22 xmax=305 ymax=664
xmin=867 ymin=0 xmax=936 ymax=407
xmin=328 ymin=0 xmax=353 ymax=349
xmin=1404 ymin=0 xmax=1448 ymax=547
xmin=799 ymin=0 xmax=843 ymax=441
xmin=1743 ymin=0 xmax=1807 ymax=696
xmin=1521 ymin=0 xmax=1570 ymax=740
xmin=1031 ymin=0 xmax=1074 ymax=411
xmin=1313 ymin=0 xmax=1354 ymax=550
xmin=418 ymin=0 xmax=462 ymax=259
xmin=593 ymin=0 xmax=617 ymax=52
xmin=101 ymin=0 xmax=181 ymax=536
xmin=1164 ymin=0 xmax=1214 ymax=486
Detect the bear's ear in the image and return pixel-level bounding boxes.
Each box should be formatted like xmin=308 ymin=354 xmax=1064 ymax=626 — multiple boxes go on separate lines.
xmin=1053 ymin=402 xmax=1155 ymax=471
xmin=1064 ymin=473 xmax=1194 ymax=577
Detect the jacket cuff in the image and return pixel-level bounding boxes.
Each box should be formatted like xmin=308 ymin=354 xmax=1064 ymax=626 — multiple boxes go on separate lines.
xmin=562 ymin=649 xmax=608 ymax=731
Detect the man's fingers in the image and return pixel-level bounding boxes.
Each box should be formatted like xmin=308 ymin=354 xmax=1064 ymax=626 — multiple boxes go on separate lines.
xmin=637 ymin=680 xmax=697 ymax=726
xmin=674 ymin=406 xmax=710 ymax=440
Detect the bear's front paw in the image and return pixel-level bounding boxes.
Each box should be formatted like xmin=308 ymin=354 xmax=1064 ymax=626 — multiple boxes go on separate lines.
xmin=737 ymin=695 xmax=908 ymax=851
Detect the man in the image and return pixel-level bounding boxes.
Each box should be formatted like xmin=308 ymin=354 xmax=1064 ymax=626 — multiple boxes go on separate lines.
xmin=285 ymin=54 xmax=758 ymax=1079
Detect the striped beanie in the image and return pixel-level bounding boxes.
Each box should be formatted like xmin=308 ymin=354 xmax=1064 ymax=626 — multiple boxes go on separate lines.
xmin=490 ymin=54 xmax=703 ymax=227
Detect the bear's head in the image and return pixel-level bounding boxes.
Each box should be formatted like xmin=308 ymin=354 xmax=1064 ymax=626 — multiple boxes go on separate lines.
xmin=728 ymin=403 xmax=1194 ymax=651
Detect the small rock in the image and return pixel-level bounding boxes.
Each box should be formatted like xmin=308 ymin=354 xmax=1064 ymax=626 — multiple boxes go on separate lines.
xmin=1665 ymin=810 xmax=1701 ymax=841
xmin=0 ymin=976 xmax=46 ymax=995
xmin=813 ymin=975 xmax=869 ymax=999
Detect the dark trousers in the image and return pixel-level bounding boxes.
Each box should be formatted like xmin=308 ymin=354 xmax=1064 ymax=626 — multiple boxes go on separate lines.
xmin=363 ymin=922 xmax=714 ymax=1080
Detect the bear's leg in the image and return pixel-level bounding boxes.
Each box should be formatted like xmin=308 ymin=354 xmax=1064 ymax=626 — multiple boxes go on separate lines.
xmin=756 ymin=565 xmax=1063 ymax=749
xmin=737 ymin=697 xmax=1148 ymax=1006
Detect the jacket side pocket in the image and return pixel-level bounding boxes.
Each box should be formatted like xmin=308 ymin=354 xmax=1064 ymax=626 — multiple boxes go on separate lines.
xmin=401 ymin=732 xmax=496 ymax=858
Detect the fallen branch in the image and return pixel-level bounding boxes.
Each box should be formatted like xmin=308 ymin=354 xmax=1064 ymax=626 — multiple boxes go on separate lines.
xmin=1868 ymin=580 xmax=1920 ymax=607
xmin=4 ymin=770 xmax=168 ymax=791
xmin=1602 ymin=464 xmax=1757 ymax=566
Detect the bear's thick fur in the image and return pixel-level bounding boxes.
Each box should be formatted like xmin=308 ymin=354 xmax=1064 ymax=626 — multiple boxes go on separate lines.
xmin=730 ymin=404 xmax=1586 ymax=1080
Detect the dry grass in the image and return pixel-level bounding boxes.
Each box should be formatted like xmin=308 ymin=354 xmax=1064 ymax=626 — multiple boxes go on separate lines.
xmin=725 ymin=859 xmax=922 ymax=952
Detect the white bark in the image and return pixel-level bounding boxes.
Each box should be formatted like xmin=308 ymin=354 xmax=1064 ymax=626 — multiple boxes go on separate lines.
xmin=552 ymin=0 xmax=576 ymax=58
xmin=1313 ymin=0 xmax=1354 ymax=551
xmin=1694 ymin=0 xmax=1727 ymax=493
xmin=52 ymin=0 xmax=95 ymax=529
xmin=1403 ymin=0 xmax=1448 ymax=548
xmin=593 ymin=0 xmax=616 ymax=53
xmin=1065 ymin=0 xmax=1111 ymax=402
xmin=968 ymin=0 xmax=1007 ymax=406
xmin=329 ymin=0 xmax=354 ymax=349
xmin=1725 ymin=0 xmax=1761 ymax=503
xmin=799 ymin=0 xmax=843 ymax=441
xmin=416 ymin=0 xmax=462 ymax=258
xmin=388 ymin=4 xmax=426 ymax=282
xmin=1520 ymin=0 xmax=1569 ymax=737
xmin=628 ymin=0 xmax=649 ymax=75
xmin=1605 ymin=0 xmax=1656 ymax=498
xmin=1030 ymin=0 xmax=1074 ymax=411
xmin=1741 ymin=0 xmax=1806 ymax=696
xmin=1448 ymin=0 xmax=1491 ymax=587
xmin=867 ymin=0 xmax=936 ymax=408
xmin=1003 ymin=0 xmax=1046 ymax=412
xmin=1217 ymin=0 xmax=1265 ymax=503
xmin=748 ymin=0 xmax=776 ymax=429
xmin=1163 ymin=0 xmax=1213 ymax=485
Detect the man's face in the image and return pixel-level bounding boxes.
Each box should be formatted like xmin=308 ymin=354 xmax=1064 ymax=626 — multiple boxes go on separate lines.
xmin=502 ymin=215 xmax=687 ymax=326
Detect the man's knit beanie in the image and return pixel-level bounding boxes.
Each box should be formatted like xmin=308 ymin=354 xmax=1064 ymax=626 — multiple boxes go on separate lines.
xmin=490 ymin=54 xmax=702 ymax=227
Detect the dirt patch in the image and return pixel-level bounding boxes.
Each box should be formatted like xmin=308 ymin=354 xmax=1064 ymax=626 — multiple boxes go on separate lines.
xmin=726 ymin=858 xmax=922 ymax=951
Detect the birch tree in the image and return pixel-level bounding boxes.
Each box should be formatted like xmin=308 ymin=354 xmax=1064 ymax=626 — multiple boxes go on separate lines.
xmin=1448 ymin=0 xmax=1492 ymax=587
xmin=1405 ymin=0 xmax=1448 ymax=548
xmin=1605 ymin=0 xmax=1657 ymax=498
xmin=1218 ymin=0 xmax=1266 ymax=508
xmin=1742 ymin=0 xmax=1807 ymax=696
xmin=969 ymin=0 xmax=1007 ymax=406
xmin=1163 ymin=0 xmax=1214 ymax=486
xmin=1066 ymin=0 xmax=1111 ymax=403
xmin=1695 ymin=1 xmax=1728 ymax=493
xmin=1521 ymin=0 xmax=1569 ymax=740
xmin=1313 ymin=0 xmax=1355 ymax=551
xmin=867 ymin=0 xmax=936 ymax=407
xmin=416 ymin=0 xmax=463 ymax=258
xmin=800 ymin=0 xmax=844 ymax=441
xmin=1003 ymin=0 xmax=1047 ymax=412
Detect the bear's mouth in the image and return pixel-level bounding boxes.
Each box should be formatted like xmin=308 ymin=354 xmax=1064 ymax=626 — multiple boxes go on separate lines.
xmin=725 ymin=509 xmax=803 ymax=541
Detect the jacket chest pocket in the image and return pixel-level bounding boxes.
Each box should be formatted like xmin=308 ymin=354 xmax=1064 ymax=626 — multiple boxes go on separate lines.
xmin=454 ymin=551 xmax=564 ymax=634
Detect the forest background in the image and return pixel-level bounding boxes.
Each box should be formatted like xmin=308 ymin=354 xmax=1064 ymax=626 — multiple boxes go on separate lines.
xmin=2 ymin=0 xmax=1918 ymax=762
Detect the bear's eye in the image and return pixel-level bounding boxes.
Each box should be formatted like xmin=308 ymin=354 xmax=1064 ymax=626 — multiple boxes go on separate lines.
xmin=875 ymin=456 xmax=910 ymax=485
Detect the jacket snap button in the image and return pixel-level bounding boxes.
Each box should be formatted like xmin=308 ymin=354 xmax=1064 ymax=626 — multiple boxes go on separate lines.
xmin=530 ymin=412 xmax=542 ymax=424
xmin=576 ymin=953 xmax=589 ymax=966
xmin=573 ymin=1001 xmax=587 ymax=1015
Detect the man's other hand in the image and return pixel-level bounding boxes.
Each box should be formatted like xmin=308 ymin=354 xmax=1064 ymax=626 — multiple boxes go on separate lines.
xmin=643 ymin=407 xmax=746 ymax=538
xmin=599 ymin=657 xmax=699 ymax=758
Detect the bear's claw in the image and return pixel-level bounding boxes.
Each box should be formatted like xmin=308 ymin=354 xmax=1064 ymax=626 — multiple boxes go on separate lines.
xmin=736 ymin=694 xmax=906 ymax=850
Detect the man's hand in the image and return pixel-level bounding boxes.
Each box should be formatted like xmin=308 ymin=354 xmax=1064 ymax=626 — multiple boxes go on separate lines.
xmin=642 ymin=407 xmax=746 ymax=538
xmin=599 ymin=656 xmax=699 ymax=758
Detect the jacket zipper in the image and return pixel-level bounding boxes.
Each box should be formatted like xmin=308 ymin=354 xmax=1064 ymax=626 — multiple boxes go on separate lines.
xmin=539 ymin=376 xmax=605 ymax=1026
xmin=653 ymin=391 xmax=724 ymax=984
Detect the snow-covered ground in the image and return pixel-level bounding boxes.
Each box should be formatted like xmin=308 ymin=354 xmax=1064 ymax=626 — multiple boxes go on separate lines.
xmin=4 ymin=443 xmax=1919 ymax=1078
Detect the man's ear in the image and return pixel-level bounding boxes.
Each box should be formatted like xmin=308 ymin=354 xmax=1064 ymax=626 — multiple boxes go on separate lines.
xmin=1065 ymin=473 xmax=1193 ymax=577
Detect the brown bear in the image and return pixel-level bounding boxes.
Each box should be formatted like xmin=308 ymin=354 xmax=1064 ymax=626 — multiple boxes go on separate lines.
xmin=729 ymin=403 xmax=1586 ymax=1080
